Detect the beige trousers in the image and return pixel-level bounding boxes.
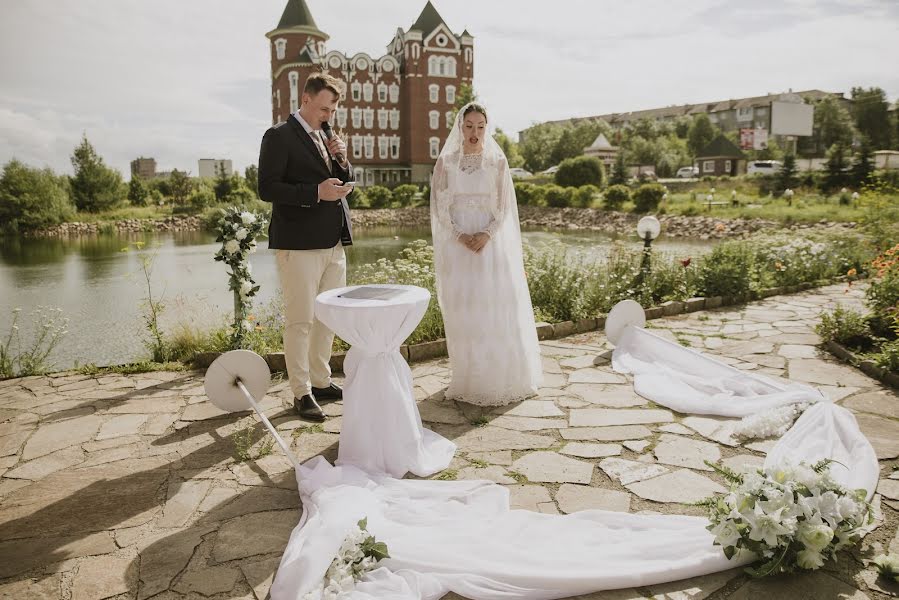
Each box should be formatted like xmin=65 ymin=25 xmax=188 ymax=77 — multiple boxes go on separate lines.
xmin=275 ymin=244 xmax=346 ymax=398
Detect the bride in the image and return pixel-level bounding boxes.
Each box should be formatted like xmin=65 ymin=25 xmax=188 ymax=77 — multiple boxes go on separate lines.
xmin=430 ymin=103 xmax=542 ymax=406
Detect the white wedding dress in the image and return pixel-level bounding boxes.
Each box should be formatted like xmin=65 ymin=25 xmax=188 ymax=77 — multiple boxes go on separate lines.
xmin=430 ymin=121 xmax=542 ymax=405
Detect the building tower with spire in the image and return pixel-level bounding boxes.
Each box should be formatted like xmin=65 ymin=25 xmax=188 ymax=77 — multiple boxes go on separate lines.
xmin=267 ymin=0 xmax=474 ymax=186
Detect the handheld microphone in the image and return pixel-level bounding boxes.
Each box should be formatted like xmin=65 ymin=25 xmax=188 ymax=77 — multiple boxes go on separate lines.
xmin=320 ymin=122 xmax=345 ymax=164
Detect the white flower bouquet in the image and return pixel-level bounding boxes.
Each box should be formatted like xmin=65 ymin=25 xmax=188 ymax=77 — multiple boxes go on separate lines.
xmin=213 ymin=207 xmax=268 ymax=346
xmin=700 ymin=459 xmax=874 ymax=577
xmin=303 ymin=518 xmax=390 ymax=600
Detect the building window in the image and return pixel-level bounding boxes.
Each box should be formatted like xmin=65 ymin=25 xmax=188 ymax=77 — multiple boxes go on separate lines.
xmin=377 ymin=109 xmax=388 ymax=129
xmin=703 ymin=160 xmax=715 ymax=173
xmin=351 ymin=108 xmax=362 ymax=129
xmin=429 ymin=84 xmax=439 ymax=103
xmin=465 ymin=48 xmax=472 ymax=63
xmin=390 ymin=137 xmax=400 ymax=159
xmin=275 ymin=89 xmax=281 ymax=109
xmin=378 ymin=136 xmax=389 ymax=159
xmin=354 ymin=167 xmax=364 ymax=183
xmin=364 ymin=135 xmax=374 ymax=159
xmin=389 ymin=109 xmax=400 ymax=130
xmin=351 ymin=82 xmax=361 ymax=102
xmin=389 ymin=82 xmax=400 ymax=103
xmin=709 ymin=113 xmax=719 ymax=123
xmin=445 ymin=57 xmax=457 ymax=76
xmin=363 ymin=108 xmax=374 ymax=129
xmin=365 ymin=170 xmax=375 ymax=185
xmin=274 ymin=38 xmax=287 ymax=60
xmin=429 ymin=137 xmax=440 ymax=159
xmin=362 ymin=82 xmax=373 ymax=102
xmin=412 ymin=43 xmax=420 ymax=60
xmin=336 ymin=107 xmax=348 ymax=129
xmin=445 ymin=111 xmax=454 ymax=129
xmin=288 ymin=71 xmax=299 ymax=113
xmin=445 ymin=85 xmax=456 ymax=104
xmin=725 ymin=160 xmax=732 ymax=172
xmin=429 ymin=110 xmax=439 ymax=129
xmin=377 ymin=82 xmax=388 ymax=103
xmin=737 ymin=107 xmax=753 ymax=121
xmin=352 ymin=136 xmax=363 ymax=159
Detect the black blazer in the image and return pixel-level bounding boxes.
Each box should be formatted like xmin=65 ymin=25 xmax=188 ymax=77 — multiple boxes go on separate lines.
xmin=258 ymin=115 xmax=353 ymax=250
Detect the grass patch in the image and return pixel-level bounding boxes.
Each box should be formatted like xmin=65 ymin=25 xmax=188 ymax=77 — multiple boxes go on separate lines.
xmin=75 ymin=360 xmax=188 ymax=376
xmin=231 ymin=425 xmax=275 ymax=462
xmin=434 ymin=469 xmax=458 ymax=481
xmin=507 ymin=471 xmax=528 ymax=484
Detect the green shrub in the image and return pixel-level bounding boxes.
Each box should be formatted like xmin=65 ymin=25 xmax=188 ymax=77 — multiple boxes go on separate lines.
xmin=555 ymin=156 xmax=604 ymax=188
xmin=604 ymin=185 xmax=631 ymax=210
xmin=348 ymin=187 xmax=369 ymax=208
xmin=632 ymin=183 xmax=666 ymax=213
xmin=574 ymin=185 xmax=600 ymax=208
xmin=188 ymin=187 xmax=216 ymax=211
xmin=0 ymin=159 xmax=74 ymax=233
xmin=392 ymin=184 xmax=419 ymax=207
xmin=874 ymin=339 xmax=899 ymax=372
xmin=698 ymin=242 xmax=756 ymax=297
xmin=544 ymin=185 xmax=573 ymax=208
xmin=815 ymin=306 xmax=871 ymax=348
xmin=366 ymin=185 xmax=392 ymax=209
xmin=514 ymin=182 xmax=544 ymax=206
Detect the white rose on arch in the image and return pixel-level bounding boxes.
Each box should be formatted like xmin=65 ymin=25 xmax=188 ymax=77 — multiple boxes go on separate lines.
xmin=239 ymin=281 xmax=253 ymax=297
xmin=224 ymin=239 xmax=240 ymax=254
xmin=235 ymin=228 xmax=248 ymax=241
xmin=240 ymin=212 xmax=256 ymax=225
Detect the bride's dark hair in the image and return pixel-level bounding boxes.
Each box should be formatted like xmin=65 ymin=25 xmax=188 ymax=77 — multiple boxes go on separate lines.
xmin=462 ymin=103 xmax=488 ymax=122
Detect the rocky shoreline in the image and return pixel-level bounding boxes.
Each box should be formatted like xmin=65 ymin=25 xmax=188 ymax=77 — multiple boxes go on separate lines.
xmin=33 ymin=207 xmax=854 ymax=239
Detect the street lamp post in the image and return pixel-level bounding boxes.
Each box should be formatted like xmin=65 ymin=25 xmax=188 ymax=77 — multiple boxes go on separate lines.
xmin=635 ymin=215 xmax=661 ymax=290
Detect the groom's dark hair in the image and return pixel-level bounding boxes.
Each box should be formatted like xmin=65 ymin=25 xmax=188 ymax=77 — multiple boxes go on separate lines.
xmin=304 ymin=72 xmax=342 ymax=99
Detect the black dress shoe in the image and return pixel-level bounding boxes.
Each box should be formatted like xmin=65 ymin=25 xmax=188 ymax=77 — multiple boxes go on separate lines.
xmin=311 ymin=383 xmax=343 ymax=401
xmin=294 ymin=394 xmax=325 ymax=422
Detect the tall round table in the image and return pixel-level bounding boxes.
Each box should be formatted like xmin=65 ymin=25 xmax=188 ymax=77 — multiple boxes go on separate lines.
xmin=314 ymin=284 xmax=456 ymax=478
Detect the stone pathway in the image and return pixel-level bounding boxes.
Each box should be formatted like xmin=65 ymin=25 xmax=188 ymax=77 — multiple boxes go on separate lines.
xmin=1 ymin=284 xmax=898 ymax=599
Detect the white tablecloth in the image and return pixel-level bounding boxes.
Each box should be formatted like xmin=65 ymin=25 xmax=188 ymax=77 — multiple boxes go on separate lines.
xmin=314 ymin=284 xmax=456 ymax=478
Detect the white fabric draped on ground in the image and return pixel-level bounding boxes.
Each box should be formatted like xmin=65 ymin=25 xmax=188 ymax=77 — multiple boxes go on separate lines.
xmin=269 ymin=323 xmax=879 ymax=600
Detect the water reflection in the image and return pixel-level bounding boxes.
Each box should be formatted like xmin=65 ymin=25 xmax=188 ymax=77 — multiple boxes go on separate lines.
xmin=0 ymin=227 xmax=713 ymax=369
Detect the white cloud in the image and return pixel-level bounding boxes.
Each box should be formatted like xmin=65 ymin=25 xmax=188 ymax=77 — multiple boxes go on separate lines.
xmin=0 ymin=0 xmax=896 ymax=176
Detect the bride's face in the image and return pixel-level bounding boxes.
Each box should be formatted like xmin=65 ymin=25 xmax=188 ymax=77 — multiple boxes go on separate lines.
xmin=462 ymin=112 xmax=487 ymax=151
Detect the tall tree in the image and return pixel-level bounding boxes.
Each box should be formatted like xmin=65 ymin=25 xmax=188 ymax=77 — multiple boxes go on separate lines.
xmin=807 ymin=97 xmax=855 ymax=156
xmin=609 ymin=151 xmax=628 ymax=186
xmin=244 ymin=164 xmax=259 ymax=195
xmin=127 ymin=176 xmax=148 ymax=206
xmin=493 ymin=128 xmax=525 ymax=168
xmin=520 ymin=122 xmax=566 ymax=173
xmin=69 ymin=134 xmax=123 ymax=212
xmin=823 ymin=143 xmax=849 ymax=192
xmin=687 ymin=114 xmax=717 ymax=157
xmin=851 ymin=87 xmax=893 ymax=150
xmin=0 ymin=159 xmax=74 ymax=233
xmin=451 ymin=83 xmax=477 ymax=121
xmin=850 ymin=140 xmax=874 ymax=187
xmin=213 ymin=162 xmax=233 ymax=201
xmin=168 ymin=169 xmax=193 ymax=205
xmin=777 ymin=153 xmax=798 ymax=193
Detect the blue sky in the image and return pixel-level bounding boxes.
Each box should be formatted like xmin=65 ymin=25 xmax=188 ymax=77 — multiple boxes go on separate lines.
xmin=1 ymin=0 xmax=897 ymax=178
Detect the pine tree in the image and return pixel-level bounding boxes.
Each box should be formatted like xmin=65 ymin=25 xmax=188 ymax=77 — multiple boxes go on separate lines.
xmin=127 ymin=176 xmax=148 ymax=206
xmin=823 ymin=143 xmax=848 ymax=192
xmin=610 ymin=151 xmax=628 ymax=186
xmin=69 ymin=134 xmax=124 ymax=212
xmin=850 ymin=141 xmax=873 ymax=188
xmin=776 ymin=153 xmax=798 ymax=193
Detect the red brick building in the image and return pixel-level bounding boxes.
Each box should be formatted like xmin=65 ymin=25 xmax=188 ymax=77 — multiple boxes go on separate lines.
xmin=266 ymin=0 xmax=474 ymax=186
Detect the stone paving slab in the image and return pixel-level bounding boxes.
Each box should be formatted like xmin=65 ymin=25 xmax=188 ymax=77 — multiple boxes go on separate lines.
xmin=0 ymin=284 xmax=896 ymax=599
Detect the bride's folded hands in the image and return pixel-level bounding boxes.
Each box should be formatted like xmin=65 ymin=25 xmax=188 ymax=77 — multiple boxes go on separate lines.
xmin=458 ymin=232 xmax=489 ymax=252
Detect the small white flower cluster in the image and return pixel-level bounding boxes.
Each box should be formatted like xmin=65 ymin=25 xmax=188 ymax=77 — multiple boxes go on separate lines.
xmin=302 ymin=518 xmax=389 ymax=600
xmin=703 ymin=459 xmax=874 ymax=577
xmin=732 ymin=402 xmax=811 ymax=441
xmin=872 ymin=553 xmax=899 ymax=583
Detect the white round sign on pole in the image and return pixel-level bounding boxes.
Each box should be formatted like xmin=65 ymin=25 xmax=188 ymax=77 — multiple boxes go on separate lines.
xmin=605 ymin=299 xmax=646 ymax=345
xmin=204 ymin=350 xmax=270 ymax=413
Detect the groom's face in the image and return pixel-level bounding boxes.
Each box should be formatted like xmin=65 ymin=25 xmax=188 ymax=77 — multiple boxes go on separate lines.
xmin=300 ymin=89 xmax=339 ymax=129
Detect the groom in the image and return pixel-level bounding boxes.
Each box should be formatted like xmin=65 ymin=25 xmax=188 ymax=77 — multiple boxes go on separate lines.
xmin=258 ymin=72 xmax=354 ymax=422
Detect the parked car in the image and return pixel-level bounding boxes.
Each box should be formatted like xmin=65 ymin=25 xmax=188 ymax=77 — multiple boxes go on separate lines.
xmin=747 ymin=160 xmax=783 ymax=176
xmin=630 ymin=170 xmax=657 ymax=183
xmin=676 ymin=166 xmax=699 ymax=178
xmin=540 ymin=165 xmax=559 ymax=175
xmin=509 ymin=167 xmax=533 ymax=179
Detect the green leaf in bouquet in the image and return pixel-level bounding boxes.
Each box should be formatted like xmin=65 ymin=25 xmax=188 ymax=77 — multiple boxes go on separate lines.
xmin=367 ymin=541 xmax=390 ymax=561
xmin=357 ymin=517 xmax=368 ymax=530
xmin=745 ymin=544 xmax=790 ymax=578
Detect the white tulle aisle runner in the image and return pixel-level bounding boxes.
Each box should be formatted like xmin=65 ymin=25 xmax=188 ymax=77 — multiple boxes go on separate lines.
xmin=268 ymin=324 xmax=879 ymax=600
